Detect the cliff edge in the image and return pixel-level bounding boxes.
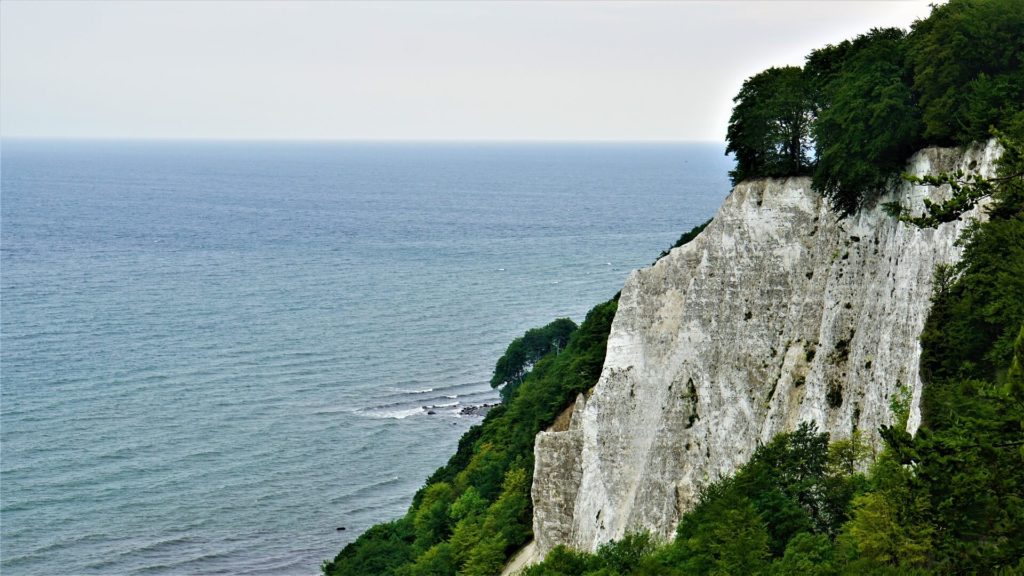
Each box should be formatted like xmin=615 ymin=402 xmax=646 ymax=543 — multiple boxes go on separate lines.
xmin=530 ymin=141 xmax=1001 ymax=557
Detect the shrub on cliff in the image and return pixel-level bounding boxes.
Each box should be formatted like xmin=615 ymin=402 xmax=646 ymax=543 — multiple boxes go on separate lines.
xmin=654 ymin=219 xmax=711 ymax=263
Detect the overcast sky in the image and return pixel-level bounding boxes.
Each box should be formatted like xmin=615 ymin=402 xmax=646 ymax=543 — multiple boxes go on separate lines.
xmin=1 ymin=1 xmax=937 ymax=141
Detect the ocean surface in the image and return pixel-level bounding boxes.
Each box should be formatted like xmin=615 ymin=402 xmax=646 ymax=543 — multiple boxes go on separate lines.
xmin=0 ymin=140 xmax=731 ymax=575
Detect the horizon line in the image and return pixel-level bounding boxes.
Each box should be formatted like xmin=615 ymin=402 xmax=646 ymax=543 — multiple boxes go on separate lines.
xmin=1 ymin=135 xmax=726 ymax=145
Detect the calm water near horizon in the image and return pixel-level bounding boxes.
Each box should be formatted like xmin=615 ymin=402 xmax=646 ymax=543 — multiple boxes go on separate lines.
xmin=1 ymin=140 xmax=731 ymax=575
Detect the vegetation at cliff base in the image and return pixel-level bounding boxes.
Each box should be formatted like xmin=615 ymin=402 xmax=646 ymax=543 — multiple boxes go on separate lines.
xmin=523 ymin=424 xmax=873 ymax=576
xmin=526 ymin=322 xmax=1024 ymax=574
xmin=490 ymin=318 xmax=578 ymax=402
xmin=323 ymin=299 xmax=617 ymax=576
xmin=726 ymin=0 xmax=1024 ymax=214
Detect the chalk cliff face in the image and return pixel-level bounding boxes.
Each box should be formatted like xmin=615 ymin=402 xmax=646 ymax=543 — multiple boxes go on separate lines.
xmin=531 ymin=142 xmax=1000 ymax=556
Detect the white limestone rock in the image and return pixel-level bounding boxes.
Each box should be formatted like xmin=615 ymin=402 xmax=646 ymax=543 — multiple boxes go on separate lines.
xmin=530 ymin=141 xmax=1000 ymax=556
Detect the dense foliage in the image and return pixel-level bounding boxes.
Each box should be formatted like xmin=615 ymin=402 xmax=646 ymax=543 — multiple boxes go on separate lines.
xmin=808 ymin=27 xmax=922 ymax=214
xmin=908 ymin=0 xmax=1024 ymax=144
xmin=726 ymin=0 xmax=1024 ymax=214
xmin=523 ymin=135 xmax=1024 ymax=576
xmin=490 ymin=318 xmax=578 ymax=402
xmin=725 ymin=66 xmax=814 ymax=184
xmin=323 ymin=299 xmax=617 ymax=576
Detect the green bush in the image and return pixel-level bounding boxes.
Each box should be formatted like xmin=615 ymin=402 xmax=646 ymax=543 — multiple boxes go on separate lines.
xmin=491 ymin=318 xmax=578 ymax=399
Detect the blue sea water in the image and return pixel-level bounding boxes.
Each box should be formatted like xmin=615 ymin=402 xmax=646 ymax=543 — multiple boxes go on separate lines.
xmin=0 ymin=140 xmax=731 ymax=575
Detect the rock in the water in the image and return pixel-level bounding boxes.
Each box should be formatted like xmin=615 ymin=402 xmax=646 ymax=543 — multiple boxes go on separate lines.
xmin=459 ymin=403 xmax=496 ymax=417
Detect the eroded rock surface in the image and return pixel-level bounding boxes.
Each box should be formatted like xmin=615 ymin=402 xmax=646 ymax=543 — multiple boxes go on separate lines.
xmin=531 ymin=142 xmax=1000 ymax=556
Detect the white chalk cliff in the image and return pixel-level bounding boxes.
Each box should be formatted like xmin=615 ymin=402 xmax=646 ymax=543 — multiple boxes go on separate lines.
xmin=529 ymin=141 xmax=1001 ymax=557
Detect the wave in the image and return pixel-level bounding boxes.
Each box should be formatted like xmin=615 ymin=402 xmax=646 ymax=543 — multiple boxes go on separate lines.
xmin=362 ymin=406 xmax=424 ymax=419
xmin=332 ymin=476 xmax=403 ymax=503
xmin=342 ymin=500 xmax=402 ymax=517
xmin=118 ymin=535 xmax=197 ymax=558
xmin=422 ymin=402 xmax=458 ymax=410
xmin=312 ymin=406 xmax=354 ymax=416
xmin=341 ymin=378 xmax=501 ymax=420
xmin=18 ymin=532 xmax=110 ymax=558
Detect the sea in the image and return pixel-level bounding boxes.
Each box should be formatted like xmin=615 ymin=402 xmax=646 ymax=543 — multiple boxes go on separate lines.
xmin=0 ymin=140 xmax=731 ymax=575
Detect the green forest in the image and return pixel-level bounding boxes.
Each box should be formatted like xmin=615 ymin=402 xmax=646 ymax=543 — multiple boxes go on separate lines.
xmin=325 ymin=1 xmax=1023 ymax=574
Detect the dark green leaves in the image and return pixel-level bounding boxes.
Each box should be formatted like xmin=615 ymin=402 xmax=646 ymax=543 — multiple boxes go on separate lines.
xmin=491 ymin=317 xmax=578 ymax=400
xmin=726 ymin=66 xmax=814 ymax=185
xmin=908 ymin=0 xmax=1024 ymax=144
xmin=810 ymin=28 xmax=922 ymax=215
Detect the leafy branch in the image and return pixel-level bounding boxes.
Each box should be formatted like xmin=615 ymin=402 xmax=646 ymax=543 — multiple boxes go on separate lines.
xmin=886 ymin=131 xmax=1024 ymax=228
xmin=895 ymin=170 xmax=996 ymax=228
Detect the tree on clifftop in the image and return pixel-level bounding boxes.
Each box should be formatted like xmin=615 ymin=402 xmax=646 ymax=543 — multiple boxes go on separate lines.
xmin=809 ymin=28 xmax=923 ymax=214
xmin=725 ymin=66 xmax=814 ymax=184
xmin=908 ymin=0 xmax=1024 ymax=145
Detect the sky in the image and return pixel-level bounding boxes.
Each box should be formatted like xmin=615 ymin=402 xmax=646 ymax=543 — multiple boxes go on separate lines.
xmin=1 ymin=1 xmax=937 ymax=142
